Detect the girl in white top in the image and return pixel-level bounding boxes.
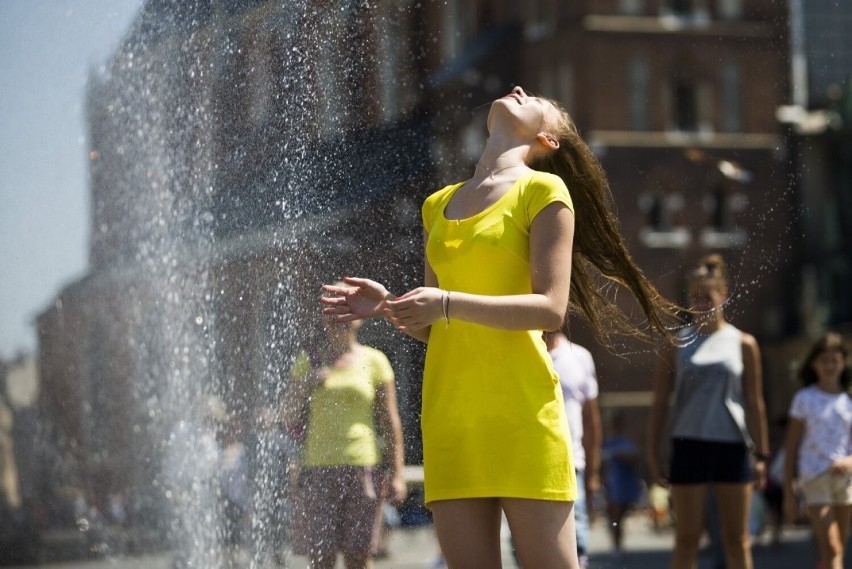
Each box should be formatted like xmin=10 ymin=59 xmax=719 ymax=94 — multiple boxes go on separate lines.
xmin=784 ymin=332 xmax=852 ymax=569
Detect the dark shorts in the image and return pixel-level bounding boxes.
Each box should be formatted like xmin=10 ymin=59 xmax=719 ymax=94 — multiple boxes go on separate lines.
xmin=291 ymin=465 xmax=386 ymax=557
xmin=669 ymin=438 xmax=752 ymax=485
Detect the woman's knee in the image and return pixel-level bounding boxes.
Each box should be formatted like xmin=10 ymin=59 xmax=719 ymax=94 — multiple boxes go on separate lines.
xmin=673 ymin=527 xmax=703 ymax=553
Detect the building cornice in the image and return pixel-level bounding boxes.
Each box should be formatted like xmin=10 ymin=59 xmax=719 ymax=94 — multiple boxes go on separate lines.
xmin=588 ymin=130 xmax=782 ymax=150
xmin=582 ymin=15 xmax=780 ymax=39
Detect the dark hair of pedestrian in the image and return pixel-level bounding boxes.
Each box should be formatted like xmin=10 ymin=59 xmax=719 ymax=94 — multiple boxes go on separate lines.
xmin=527 ymin=98 xmax=682 ymax=347
xmin=798 ymin=332 xmax=851 ymax=391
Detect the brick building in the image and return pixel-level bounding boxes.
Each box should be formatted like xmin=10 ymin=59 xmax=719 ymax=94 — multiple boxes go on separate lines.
xmin=36 ymin=0 xmax=802 ymax=517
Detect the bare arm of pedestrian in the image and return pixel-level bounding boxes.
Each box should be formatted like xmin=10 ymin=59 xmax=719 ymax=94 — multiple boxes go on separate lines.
xmin=742 ymin=333 xmax=769 ymax=489
xmin=375 ymin=381 xmax=407 ymax=506
xmin=783 ymin=417 xmax=805 ymax=522
xmin=582 ymin=397 xmax=602 ymax=503
xmin=647 ymin=344 xmax=675 ymax=486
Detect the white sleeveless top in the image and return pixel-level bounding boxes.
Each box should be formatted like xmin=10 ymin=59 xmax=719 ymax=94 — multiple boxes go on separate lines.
xmin=671 ymin=324 xmax=751 ymax=446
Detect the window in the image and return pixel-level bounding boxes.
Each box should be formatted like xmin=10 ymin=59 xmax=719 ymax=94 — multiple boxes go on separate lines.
xmin=722 ymin=60 xmax=742 ymax=132
xmin=629 ymin=56 xmax=651 ymax=130
xmin=620 ymin=0 xmax=644 ymax=16
xmin=441 ymin=0 xmax=475 ymax=58
xmin=525 ymin=0 xmax=557 ymax=40
xmin=639 ymin=190 xmax=691 ymax=248
xmin=377 ymin=12 xmax=401 ymax=123
xmin=717 ymin=0 xmax=743 ymax=20
xmin=699 ymin=180 xmax=748 ymax=248
xmin=557 ymin=62 xmax=574 ymax=115
xmin=672 ymin=78 xmax=698 ymax=131
xmin=662 ymin=0 xmax=709 ymax=24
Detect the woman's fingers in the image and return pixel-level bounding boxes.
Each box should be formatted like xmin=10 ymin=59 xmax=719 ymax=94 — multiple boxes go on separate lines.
xmin=342 ymin=276 xmax=371 ymax=286
xmin=322 ymin=305 xmax=351 ymax=315
xmin=321 ymin=284 xmax=353 ymax=295
xmin=319 ymin=295 xmax=348 ymax=306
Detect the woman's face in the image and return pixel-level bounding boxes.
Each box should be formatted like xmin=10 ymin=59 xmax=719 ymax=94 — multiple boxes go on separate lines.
xmin=687 ymin=279 xmax=727 ymax=313
xmin=488 ymin=86 xmax=559 ymax=137
xmin=811 ymin=349 xmax=846 ymax=384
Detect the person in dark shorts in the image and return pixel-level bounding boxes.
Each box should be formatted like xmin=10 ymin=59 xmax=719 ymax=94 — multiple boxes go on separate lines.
xmin=647 ymin=254 xmax=769 ymax=569
xmin=282 ymin=311 xmax=406 ymax=569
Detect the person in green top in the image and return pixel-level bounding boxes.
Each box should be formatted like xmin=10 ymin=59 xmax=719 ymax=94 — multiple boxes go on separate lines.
xmin=283 ymin=313 xmax=406 ymax=569
xmin=321 ymin=86 xmax=680 ymax=569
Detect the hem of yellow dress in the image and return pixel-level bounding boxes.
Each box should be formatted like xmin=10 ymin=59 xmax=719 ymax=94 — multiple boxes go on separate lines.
xmin=425 ymin=487 xmax=578 ymax=507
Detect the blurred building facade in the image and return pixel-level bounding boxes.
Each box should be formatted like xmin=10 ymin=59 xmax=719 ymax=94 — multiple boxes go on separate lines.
xmin=33 ymin=0 xmax=850 ymax=537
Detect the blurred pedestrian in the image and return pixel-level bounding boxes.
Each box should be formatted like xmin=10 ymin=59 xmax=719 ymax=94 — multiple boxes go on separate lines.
xmin=601 ymin=411 xmax=642 ymax=558
xmin=250 ymin=404 xmax=299 ymax=565
xmin=762 ymin=417 xmax=790 ymax=548
xmin=163 ymin=395 xmax=224 ymax=568
xmin=219 ymin=420 xmax=249 ymax=562
xmin=783 ymin=332 xmax=852 ymax=569
xmin=647 ymin=254 xmax=769 ymax=569
xmin=546 ymin=330 xmax=602 ymax=568
xmin=321 ymin=85 xmax=680 ymax=569
xmin=283 ymin=312 xmax=406 ymax=569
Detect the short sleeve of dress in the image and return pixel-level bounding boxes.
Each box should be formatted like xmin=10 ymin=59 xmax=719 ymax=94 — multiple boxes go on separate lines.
xmin=524 ymin=172 xmax=574 ymax=226
xmin=789 ymin=389 xmax=808 ymax=421
xmin=422 ymin=193 xmax=438 ymax=233
xmin=422 ymin=184 xmax=458 ymax=233
xmin=369 ymin=349 xmax=395 ymax=388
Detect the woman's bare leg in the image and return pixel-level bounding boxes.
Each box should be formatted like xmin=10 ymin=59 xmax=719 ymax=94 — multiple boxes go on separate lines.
xmin=670 ymin=484 xmax=708 ymax=569
xmin=714 ymin=483 xmax=753 ymax=569
xmin=309 ymin=553 xmax=336 ymax=569
xmin=606 ymin=502 xmax=630 ymax=551
xmin=431 ymin=498 xmax=503 ymax=569
xmin=502 ymin=498 xmax=579 ymax=569
xmin=343 ymin=553 xmax=371 ymax=569
xmin=808 ymin=504 xmax=852 ymax=569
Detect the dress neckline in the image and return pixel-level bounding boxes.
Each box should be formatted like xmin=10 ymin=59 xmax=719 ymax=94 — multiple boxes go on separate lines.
xmin=441 ymin=173 xmax=533 ymax=223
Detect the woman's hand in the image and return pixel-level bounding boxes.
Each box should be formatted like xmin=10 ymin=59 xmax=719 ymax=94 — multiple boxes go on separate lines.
xmin=320 ymin=277 xmax=393 ymax=321
xmin=753 ymin=459 xmax=767 ymax=490
xmin=387 ymin=471 xmax=408 ymax=507
xmin=647 ymin=456 xmax=668 ymax=488
xmin=829 ymin=455 xmax=852 ymax=475
xmin=385 ymin=287 xmax=445 ymax=331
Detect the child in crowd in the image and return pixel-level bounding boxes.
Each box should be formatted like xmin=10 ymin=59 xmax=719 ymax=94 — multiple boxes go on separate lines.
xmin=784 ymin=333 xmax=852 ymax=569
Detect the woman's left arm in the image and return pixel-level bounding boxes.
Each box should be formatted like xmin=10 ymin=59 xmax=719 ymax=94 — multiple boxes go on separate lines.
xmin=375 ymin=381 xmax=407 ymax=506
xmin=742 ymin=333 xmax=769 ymax=487
xmin=387 ymin=203 xmax=574 ymax=332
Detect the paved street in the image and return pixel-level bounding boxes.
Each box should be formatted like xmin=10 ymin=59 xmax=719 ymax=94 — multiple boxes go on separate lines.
xmin=6 ymin=512 xmax=826 ymax=569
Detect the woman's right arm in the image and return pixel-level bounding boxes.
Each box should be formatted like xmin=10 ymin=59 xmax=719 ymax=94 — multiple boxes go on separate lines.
xmin=647 ymin=344 xmax=675 ymax=486
xmin=783 ymin=416 xmax=805 ymax=522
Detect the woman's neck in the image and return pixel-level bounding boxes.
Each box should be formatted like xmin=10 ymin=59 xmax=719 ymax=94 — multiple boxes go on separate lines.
xmin=816 ymin=377 xmax=843 ymax=394
xmin=325 ymin=337 xmax=357 ymax=363
xmin=477 ymin=136 xmax=529 ymax=173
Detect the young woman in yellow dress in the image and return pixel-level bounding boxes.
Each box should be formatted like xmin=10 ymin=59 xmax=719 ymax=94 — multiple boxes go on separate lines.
xmin=321 ymin=86 xmax=678 ymax=568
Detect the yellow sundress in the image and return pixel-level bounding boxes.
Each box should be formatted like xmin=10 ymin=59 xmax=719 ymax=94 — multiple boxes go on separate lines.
xmin=421 ymin=171 xmax=578 ymax=504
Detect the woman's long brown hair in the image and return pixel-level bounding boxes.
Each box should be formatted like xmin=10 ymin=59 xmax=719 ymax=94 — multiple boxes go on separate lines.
xmin=528 ymin=99 xmax=682 ymax=346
